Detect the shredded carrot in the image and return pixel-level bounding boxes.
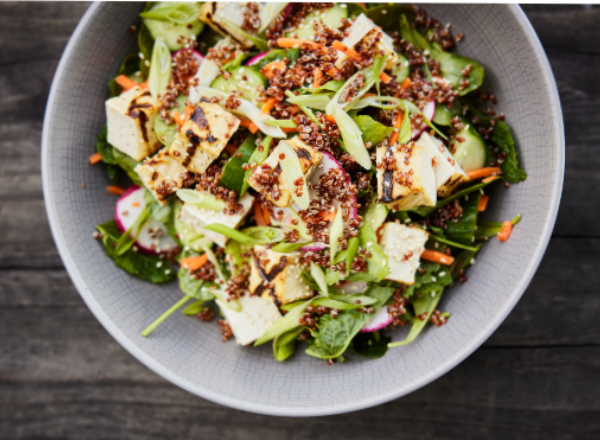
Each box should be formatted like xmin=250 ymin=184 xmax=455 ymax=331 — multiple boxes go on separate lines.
xmin=240 ymin=118 xmax=259 ymax=134
xmin=401 ymin=78 xmax=413 ymax=90
xmin=313 ymin=69 xmax=324 ymax=89
xmin=139 ymin=79 xmax=149 ymax=90
xmin=288 ymin=104 xmax=301 ymax=115
xmin=332 ymin=40 xmax=362 ymax=61
xmin=478 ymin=195 xmax=489 ymax=212
xmin=497 ymin=221 xmax=513 ymax=242
xmin=466 ymin=167 xmax=502 ymax=180
xmin=89 ymin=152 xmax=103 ymax=165
xmin=319 ymin=209 xmax=337 ymax=221
xmin=131 ymin=202 xmax=140 ymax=207
xmin=421 ymin=249 xmax=454 ymax=266
xmin=379 ymin=71 xmax=392 ymax=84
xmin=261 ymin=97 xmax=278 ymax=114
xmin=180 ymin=254 xmax=209 ymax=272
xmin=106 ymin=186 xmax=125 ymax=196
xmin=389 ymin=111 xmax=405 ymax=144
xmin=482 ymin=175 xmax=498 ymax=184
xmin=253 ymin=200 xmax=270 ymax=226
xmin=281 ymin=127 xmax=299 ymax=134
xmin=277 ymin=38 xmax=323 ymax=51
xmin=326 ymin=67 xmax=341 ymax=78
xmin=115 ymin=75 xmax=138 ymax=92
xmin=261 ymin=60 xmax=286 ymax=79
xmin=356 ymin=2 xmax=367 ymax=7
xmin=171 ymin=111 xmax=185 ymax=128
xmin=262 ymin=206 xmax=271 ymax=225
xmin=324 ymin=114 xmax=336 ymax=123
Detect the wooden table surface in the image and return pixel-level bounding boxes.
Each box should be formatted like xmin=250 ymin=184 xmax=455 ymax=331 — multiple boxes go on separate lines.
xmin=0 ymin=3 xmax=597 ymax=439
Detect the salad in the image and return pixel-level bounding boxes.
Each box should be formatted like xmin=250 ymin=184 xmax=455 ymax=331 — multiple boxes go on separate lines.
xmin=91 ymin=2 xmax=527 ymax=363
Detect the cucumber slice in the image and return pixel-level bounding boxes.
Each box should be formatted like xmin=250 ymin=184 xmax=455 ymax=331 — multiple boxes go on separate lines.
xmin=285 ymin=4 xmax=347 ymax=40
xmin=451 ymin=125 xmax=487 ymax=172
xmin=143 ymin=2 xmax=204 ymax=51
xmin=154 ymin=94 xmax=188 ymax=147
xmin=210 ymin=66 xmax=268 ymax=106
xmin=391 ymin=54 xmax=410 ymax=83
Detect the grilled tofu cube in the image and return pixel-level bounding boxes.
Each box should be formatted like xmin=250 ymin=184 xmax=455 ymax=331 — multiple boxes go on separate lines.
xmin=249 ymin=245 xmax=315 ymax=306
xmin=376 ymin=143 xmax=437 ymax=210
xmin=335 ymin=13 xmax=398 ymax=70
xmin=216 ymin=294 xmax=282 ymax=346
xmin=200 ymin=2 xmax=286 ymax=49
xmin=416 ymin=132 xmax=468 ymax=198
xmin=380 ymin=222 xmax=429 ymax=285
xmin=178 ymin=192 xmax=253 ymax=247
xmin=247 ymin=137 xmax=323 ymax=208
xmin=169 ymin=102 xmax=240 ymax=175
xmin=135 ymin=148 xmax=193 ymax=205
xmin=105 ymin=87 xmax=161 ymax=161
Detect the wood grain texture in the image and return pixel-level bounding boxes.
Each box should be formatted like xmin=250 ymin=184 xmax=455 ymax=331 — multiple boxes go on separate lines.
xmin=0 ymin=3 xmax=597 ymax=439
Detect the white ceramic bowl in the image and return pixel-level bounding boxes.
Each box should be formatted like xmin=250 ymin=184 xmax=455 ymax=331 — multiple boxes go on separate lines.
xmin=42 ymin=3 xmax=564 ymax=416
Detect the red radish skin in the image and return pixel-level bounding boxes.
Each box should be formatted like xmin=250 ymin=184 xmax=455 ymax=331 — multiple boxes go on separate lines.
xmin=115 ymin=185 xmax=179 ymax=255
xmin=281 ymin=3 xmax=293 ymax=20
xmin=172 ymin=49 xmax=204 ymax=67
xmin=411 ymin=100 xmax=436 ymax=141
xmin=360 ymin=306 xmax=393 ymax=333
xmin=247 ymin=52 xmax=269 ymax=66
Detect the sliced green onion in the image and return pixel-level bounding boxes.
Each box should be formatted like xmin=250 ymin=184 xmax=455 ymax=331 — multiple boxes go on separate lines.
xmin=258 ymin=2 xmax=289 ymax=33
xmin=271 ymin=206 xmax=312 ymax=241
xmin=327 ymin=66 xmax=378 ymax=113
xmin=255 ymin=298 xmax=317 ymax=346
xmin=349 ymin=96 xmax=402 ymax=111
xmin=286 ymin=93 xmax=332 ymax=110
xmin=241 ymin=136 xmax=272 ymax=196
xmin=329 ymin=105 xmax=371 ymax=169
xmin=115 ymin=209 xmax=150 ymax=256
xmin=328 ymin=293 xmax=378 ymax=306
xmin=271 ymin=241 xmax=311 ymax=253
xmin=148 ymin=37 xmax=171 ymax=100
xmin=430 ymin=234 xmax=481 ymax=252
xmin=284 ymin=90 xmax=322 ymax=128
xmin=140 ymin=3 xmax=200 ymax=25
xmin=329 ymin=208 xmax=344 ymax=264
xmin=401 ymin=99 xmax=447 ymax=140
xmin=373 ymin=55 xmax=387 ymax=101
xmin=345 ymin=236 xmax=360 ymax=276
xmin=310 ymin=262 xmax=329 ymax=297
xmin=264 ymin=120 xmax=298 ymax=128
xmin=397 ymin=104 xmax=411 ymax=145
xmin=278 ymin=140 xmax=310 ymax=209
xmin=313 ymin=298 xmax=363 ymax=310
xmin=202 ymin=223 xmax=255 ymax=243
xmin=240 ymin=226 xmax=285 ymax=244
xmin=363 ymin=195 xmax=389 ymax=231
xmin=221 ymin=18 xmax=269 ymax=51
xmin=141 ymin=295 xmax=190 ymax=337
xmin=176 ymin=189 xmax=226 ymax=211
xmin=181 ymin=300 xmax=207 ymax=316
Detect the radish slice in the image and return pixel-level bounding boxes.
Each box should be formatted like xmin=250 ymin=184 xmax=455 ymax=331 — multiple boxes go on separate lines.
xmin=247 ymin=52 xmax=268 ymax=66
xmin=336 ymin=281 xmax=368 ymax=294
xmin=360 ymin=306 xmax=393 ymax=333
xmin=172 ymin=48 xmax=204 ymax=66
xmin=281 ymin=3 xmax=293 ymax=20
xmin=411 ymin=100 xmax=436 ymax=141
xmin=115 ymin=185 xmax=179 ymax=255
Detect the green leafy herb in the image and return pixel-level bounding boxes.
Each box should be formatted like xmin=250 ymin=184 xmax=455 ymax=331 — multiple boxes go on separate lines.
xmin=410 ymin=180 xmax=495 ymax=216
xmin=445 ymin=191 xmax=481 ymax=245
xmin=351 ymin=331 xmax=391 ymax=358
xmin=346 ymin=224 xmax=389 ymax=282
xmin=138 ymin=23 xmax=154 ymax=77
xmin=432 ymin=49 xmax=484 ymax=96
xmin=475 ymin=214 xmax=521 ymax=239
xmin=389 ymin=289 xmax=443 ymax=347
xmin=177 ymin=267 xmax=215 ymax=301
xmin=489 ymin=120 xmax=527 ymax=183
xmin=241 ymin=135 xmax=271 ymax=196
xmin=353 ymin=115 xmax=393 ymax=146
xmin=96 ymin=221 xmax=176 ymax=283
xmin=218 ymin=134 xmax=257 ymax=195
xmin=114 ymin=209 xmax=150 ymax=256
xmin=108 ymin=53 xmax=141 ymax=97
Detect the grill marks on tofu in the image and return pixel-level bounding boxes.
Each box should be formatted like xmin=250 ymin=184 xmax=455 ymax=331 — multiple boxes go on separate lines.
xmin=249 ymin=246 xmax=314 ymax=306
xmin=376 ymin=142 xmax=437 ymax=210
xmin=247 ymin=137 xmax=323 ymax=208
xmin=169 ymin=102 xmax=240 ymax=174
xmin=135 ymin=148 xmax=194 ymax=205
xmin=105 ymin=87 xmax=161 ymax=161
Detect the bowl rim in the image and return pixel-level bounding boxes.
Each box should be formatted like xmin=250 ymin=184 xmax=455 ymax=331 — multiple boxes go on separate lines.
xmin=42 ymin=3 xmax=564 ymax=417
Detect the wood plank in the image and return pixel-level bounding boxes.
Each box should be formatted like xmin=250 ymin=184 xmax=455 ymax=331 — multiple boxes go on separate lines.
xmin=1 ymin=347 xmax=599 ymax=439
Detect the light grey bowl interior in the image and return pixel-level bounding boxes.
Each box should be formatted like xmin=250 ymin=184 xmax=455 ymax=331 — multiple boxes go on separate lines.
xmin=42 ymin=3 xmax=564 ymax=416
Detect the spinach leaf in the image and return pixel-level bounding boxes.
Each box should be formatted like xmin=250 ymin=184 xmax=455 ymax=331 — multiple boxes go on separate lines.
xmin=412 ymin=262 xmax=453 ymax=298
xmin=353 ymin=115 xmax=393 ymax=146
xmin=450 ymin=249 xmax=478 ymax=280
xmin=400 ymin=14 xmax=430 ymax=50
xmin=177 ymin=267 xmax=215 ymax=301
xmin=489 ymin=120 xmax=527 ymax=183
xmin=351 ymin=331 xmax=391 ymax=358
xmin=180 ymin=300 xmax=207 ymax=316
xmin=112 ymin=148 xmax=143 ymax=186
xmin=445 ymin=191 xmax=481 ymax=245
xmin=96 ymin=221 xmax=176 ymax=283
xmin=410 ymin=180 xmax=495 ymax=217
xmin=433 ymin=100 xmax=462 ymax=126
xmin=218 ymin=134 xmax=256 ymax=195
xmin=108 ymin=53 xmax=141 ymax=98
xmin=251 ymin=48 xmax=301 ymax=70
xmin=138 ymin=23 xmax=154 ymax=78
xmin=273 ymin=327 xmax=303 ymax=362
xmin=389 ymin=289 xmax=443 ymax=347
xmin=431 ymin=48 xmax=484 ymax=96
xmin=475 ymin=214 xmax=521 ymax=239
xmin=365 ymin=4 xmax=415 ymax=30
xmin=143 ymin=190 xmax=172 ymax=224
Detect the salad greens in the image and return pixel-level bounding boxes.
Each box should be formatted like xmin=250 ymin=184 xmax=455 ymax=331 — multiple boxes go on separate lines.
xmin=92 ymin=2 xmax=527 ymax=363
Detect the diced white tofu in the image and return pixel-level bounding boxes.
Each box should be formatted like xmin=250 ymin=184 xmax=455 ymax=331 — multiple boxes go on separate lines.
xmin=247 ymin=136 xmax=323 ymax=208
xmin=216 ymin=294 xmax=282 ymax=346
xmin=199 ymin=2 xmax=286 ymax=48
xmin=179 ymin=192 xmax=254 ymax=247
xmin=169 ymin=102 xmax=240 ymax=174
xmin=249 ymin=245 xmax=315 ymax=306
xmin=415 ymin=132 xmax=469 ymax=198
xmin=105 ymin=87 xmax=161 ymax=161
xmin=335 ymin=14 xmax=398 ymax=69
xmin=135 ymin=147 xmax=193 ymax=205
xmin=376 ymin=142 xmax=437 ymax=210
xmin=380 ymin=222 xmax=429 ymax=285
